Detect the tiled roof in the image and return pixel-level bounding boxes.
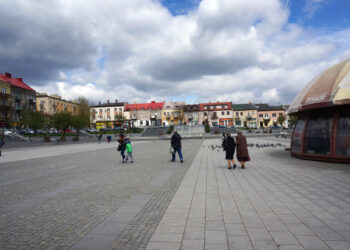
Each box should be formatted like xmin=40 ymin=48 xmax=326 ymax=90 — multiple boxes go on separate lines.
xmin=124 ymin=101 xmax=164 ymax=111
xmin=90 ymin=102 xmax=126 ymax=108
xmin=255 ymin=103 xmax=285 ymax=111
xmin=0 ymin=72 xmax=35 ymax=92
xmin=199 ymin=102 xmax=232 ymax=111
xmin=183 ymin=104 xmax=200 ymax=111
xmin=232 ymin=103 xmax=257 ymax=111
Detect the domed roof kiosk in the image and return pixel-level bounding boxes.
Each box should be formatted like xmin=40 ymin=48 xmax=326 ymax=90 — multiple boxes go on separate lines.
xmin=287 ymin=58 xmax=350 ymax=163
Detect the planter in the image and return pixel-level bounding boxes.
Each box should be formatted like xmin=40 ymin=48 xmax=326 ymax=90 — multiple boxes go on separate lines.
xmin=44 ymin=136 xmax=51 ymax=142
xmin=72 ymin=136 xmax=79 ymax=141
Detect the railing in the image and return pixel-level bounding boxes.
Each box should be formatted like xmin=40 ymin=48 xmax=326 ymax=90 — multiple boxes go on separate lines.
xmin=0 ymin=93 xmax=10 ymax=98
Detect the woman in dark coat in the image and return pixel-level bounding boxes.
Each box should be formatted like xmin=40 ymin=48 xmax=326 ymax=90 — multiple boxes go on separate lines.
xmin=236 ymin=131 xmax=250 ymax=169
xmin=222 ymin=132 xmax=237 ymax=169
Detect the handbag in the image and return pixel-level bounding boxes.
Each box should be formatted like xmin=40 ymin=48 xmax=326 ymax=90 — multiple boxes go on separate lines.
xmin=117 ymin=144 xmax=122 ymax=151
xmin=169 ymin=146 xmax=174 ymax=153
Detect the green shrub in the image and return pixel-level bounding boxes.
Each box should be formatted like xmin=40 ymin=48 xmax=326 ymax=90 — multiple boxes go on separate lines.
xmin=205 ymin=124 xmax=210 ymax=133
xmin=167 ymin=125 xmax=174 ymax=134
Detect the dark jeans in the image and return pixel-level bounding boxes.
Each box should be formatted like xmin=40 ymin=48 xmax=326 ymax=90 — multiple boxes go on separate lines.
xmin=120 ymin=148 xmax=125 ymax=160
xmin=172 ymin=146 xmax=183 ymax=161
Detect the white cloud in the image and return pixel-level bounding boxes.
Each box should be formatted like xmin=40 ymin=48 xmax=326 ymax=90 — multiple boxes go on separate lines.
xmin=1 ymin=0 xmax=349 ymax=105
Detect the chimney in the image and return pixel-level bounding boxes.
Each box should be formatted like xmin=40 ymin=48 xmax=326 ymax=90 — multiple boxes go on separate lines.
xmin=5 ymin=72 xmax=11 ymax=78
xmin=107 ymin=99 xmax=110 ymax=104
xmin=99 ymin=100 xmax=101 ymax=105
xmin=115 ymin=99 xmax=118 ymax=103
xmin=16 ymin=78 xmax=23 ymax=82
xmin=151 ymin=101 xmax=155 ymax=103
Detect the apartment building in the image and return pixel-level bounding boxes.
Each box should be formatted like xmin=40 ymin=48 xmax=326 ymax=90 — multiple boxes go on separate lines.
xmin=124 ymin=101 xmax=163 ymax=127
xmin=0 ymin=75 xmax=12 ymax=127
xmin=162 ymin=102 xmax=185 ymax=126
xmin=199 ymin=102 xmax=233 ymax=126
xmin=232 ymin=103 xmax=258 ymax=128
xmin=183 ymin=104 xmax=200 ymax=125
xmin=256 ymin=104 xmax=286 ymax=128
xmin=0 ymin=72 xmax=36 ymax=127
xmin=90 ymin=100 xmax=126 ymax=129
xmin=36 ymin=93 xmax=79 ymax=116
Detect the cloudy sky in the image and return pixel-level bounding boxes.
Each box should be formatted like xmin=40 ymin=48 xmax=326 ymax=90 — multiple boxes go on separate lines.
xmin=1 ymin=0 xmax=350 ymax=105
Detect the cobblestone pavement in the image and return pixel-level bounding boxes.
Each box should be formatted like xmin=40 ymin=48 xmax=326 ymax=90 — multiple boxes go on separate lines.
xmin=146 ymin=138 xmax=350 ymax=250
xmin=0 ymin=139 xmax=202 ymax=249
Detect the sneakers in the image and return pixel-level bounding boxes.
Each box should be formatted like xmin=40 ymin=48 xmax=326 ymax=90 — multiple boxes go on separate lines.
xmin=228 ymin=166 xmax=232 ymax=169
xmin=181 ymin=160 xmax=183 ymax=163
xmin=241 ymin=166 xmax=245 ymax=169
xmin=233 ymin=164 xmax=237 ymax=169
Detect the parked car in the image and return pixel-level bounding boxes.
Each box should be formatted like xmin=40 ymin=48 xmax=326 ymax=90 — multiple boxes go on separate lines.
xmin=3 ymin=129 xmax=13 ymax=135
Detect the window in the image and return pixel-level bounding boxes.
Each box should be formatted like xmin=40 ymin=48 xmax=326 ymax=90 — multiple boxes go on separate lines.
xmin=304 ymin=111 xmax=333 ymax=155
xmin=1 ymin=88 xmax=6 ymax=94
xmin=252 ymin=111 xmax=254 ymax=115
xmin=164 ymin=112 xmax=166 ymax=115
xmin=221 ymin=111 xmax=225 ymax=115
xmin=272 ymin=113 xmax=276 ymax=117
xmin=139 ymin=112 xmax=143 ymax=117
xmin=259 ymin=114 xmax=263 ymax=117
xmin=291 ymin=114 xmax=307 ymax=153
xmin=336 ymin=109 xmax=350 ymax=156
xmin=240 ymin=112 xmax=243 ymax=116
xmin=140 ymin=120 xmax=143 ymax=125
xmin=236 ymin=112 xmax=239 ymax=117
xmin=227 ymin=111 xmax=230 ymax=115
xmin=221 ymin=105 xmax=225 ymax=108
xmin=279 ymin=113 xmax=283 ymax=116
xmin=204 ymin=112 xmax=207 ymax=116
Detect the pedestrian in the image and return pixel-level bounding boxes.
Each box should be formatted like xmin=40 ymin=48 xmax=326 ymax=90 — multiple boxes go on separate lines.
xmin=97 ymin=133 xmax=102 ymax=144
xmin=123 ymin=137 xmax=133 ymax=163
xmin=117 ymin=133 xmax=126 ymax=161
xmin=0 ymin=134 xmax=4 ymax=157
xmin=107 ymin=135 xmax=111 ymax=143
xmin=170 ymin=130 xmax=183 ymax=163
xmin=235 ymin=131 xmax=250 ymax=169
xmin=222 ymin=132 xmax=237 ymax=169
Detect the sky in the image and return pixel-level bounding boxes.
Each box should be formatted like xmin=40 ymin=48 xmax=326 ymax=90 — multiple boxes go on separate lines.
xmin=0 ymin=0 xmax=350 ymax=105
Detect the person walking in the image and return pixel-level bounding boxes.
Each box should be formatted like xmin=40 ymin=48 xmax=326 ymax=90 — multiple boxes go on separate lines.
xmin=107 ymin=135 xmax=111 ymax=143
xmin=235 ymin=131 xmax=250 ymax=169
xmin=0 ymin=134 xmax=4 ymax=157
xmin=117 ymin=133 xmax=126 ymax=162
xmin=222 ymin=132 xmax=237 ymax=169
xmin=97 ymin=133 xmax=102 ymax=144
xmin=123 ymin=137 xmax=134 ymax=163
xmin=171 ymin=130 xmax=183 ymax=163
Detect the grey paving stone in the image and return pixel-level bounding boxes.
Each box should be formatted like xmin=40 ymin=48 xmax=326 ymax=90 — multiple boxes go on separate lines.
xmin=205 ymin=230 xmax=227 ymax=245
xmin=296 ymin=235 xmax=329 ymax=250
xmin=287 ymin=223 xmax=315 ymax=236
xmin=246 ymin=227 xmax=272 ymax=241
xmin=146 ymin=242 xmax=181 ymax=250
xmin=205 ymin=244 xmax=228 ymax=250
xmin=150 ymin=233 xmax=183 ymax=243
xmin=278 ymin=245 xmax=305 ymax=250
xmin=225 ymin=223 xmax=247 ymax=236
xmin=270 ymin=231 xmax=299 ymax=245
xmin=324 ymin=240 xmax=350 ymax=250
xmin=180 ymin=239 xmax=204 ymax=250
xmin=251 ymin=240 xmax=278 ymax=250
xmin=311 ymin=227 xmax=343 ymax=241
xmin=183 ymin=227 xmax=205 ymax=240
xmin=227 ymin=235 xmax=253 ymax=250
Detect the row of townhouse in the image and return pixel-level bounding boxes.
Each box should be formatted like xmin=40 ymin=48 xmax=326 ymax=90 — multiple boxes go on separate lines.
xmin=89 ymin=100 xmax=289 ymax=129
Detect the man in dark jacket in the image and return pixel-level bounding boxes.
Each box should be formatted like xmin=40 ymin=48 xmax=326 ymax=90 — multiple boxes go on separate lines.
xmin=171 ymin=130 xmax=183 ymax=163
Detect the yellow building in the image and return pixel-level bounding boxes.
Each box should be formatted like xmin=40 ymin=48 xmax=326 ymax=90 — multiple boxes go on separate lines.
xmin=36 ymin=93 xmax=79 ymax=115
xmin=232 ymin=103 xmax=258 ymax=128
xmin=161 ymin=102 xmax=185 ymax=126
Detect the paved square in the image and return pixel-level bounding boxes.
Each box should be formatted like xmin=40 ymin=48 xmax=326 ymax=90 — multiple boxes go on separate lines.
xmin=1 ymin=137 xmax=350 ymax=249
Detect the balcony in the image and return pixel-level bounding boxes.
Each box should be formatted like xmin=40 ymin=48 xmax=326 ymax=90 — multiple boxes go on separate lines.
xmin=0 ymin=93 xmax=10 ymax=98
xmin=211 ymin=114 xmax=218 ymax=119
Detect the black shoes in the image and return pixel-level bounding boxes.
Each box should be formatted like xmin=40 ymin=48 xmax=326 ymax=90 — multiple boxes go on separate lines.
xmin=181 ymin=160 xmax=183 ymax=163
xmin=228 ymin=166 xmax=232 ymax=169
xmin=233 ymin=165 xmax=236 ymax=169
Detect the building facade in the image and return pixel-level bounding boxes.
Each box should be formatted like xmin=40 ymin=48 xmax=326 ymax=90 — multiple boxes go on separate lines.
xmin=36 ymin=93 xmax=79 ymax=116
xmin=90 ymin=100 xmax=126 ymax=129
xmin=162 ymin=102 xmax=185 ymax=126
xmin=124 ymin=101 xmax=163 ymax=127
xmin=232 ymin=103 xmax=258 ymax=128
xmin=0 ymin=72 xmax=36 ymax=127
xmin=199 ymin=102 xmax=233 ymax=126
xmin=0 ymin=75 xmax=12 ymax=127
xmin=256 ymin=104 xmax=286 ymax=128
xmin=183 ymin=104 xmax=200 ymax=125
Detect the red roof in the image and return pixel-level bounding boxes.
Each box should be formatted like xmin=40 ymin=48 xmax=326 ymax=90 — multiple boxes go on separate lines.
xmin=0 ymin=72 xmax=35 ymax=92
xmin=199 ymin=101 xmax=232 ymax=111
xmin=124 ymin=101 xmax=164 ymax=111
